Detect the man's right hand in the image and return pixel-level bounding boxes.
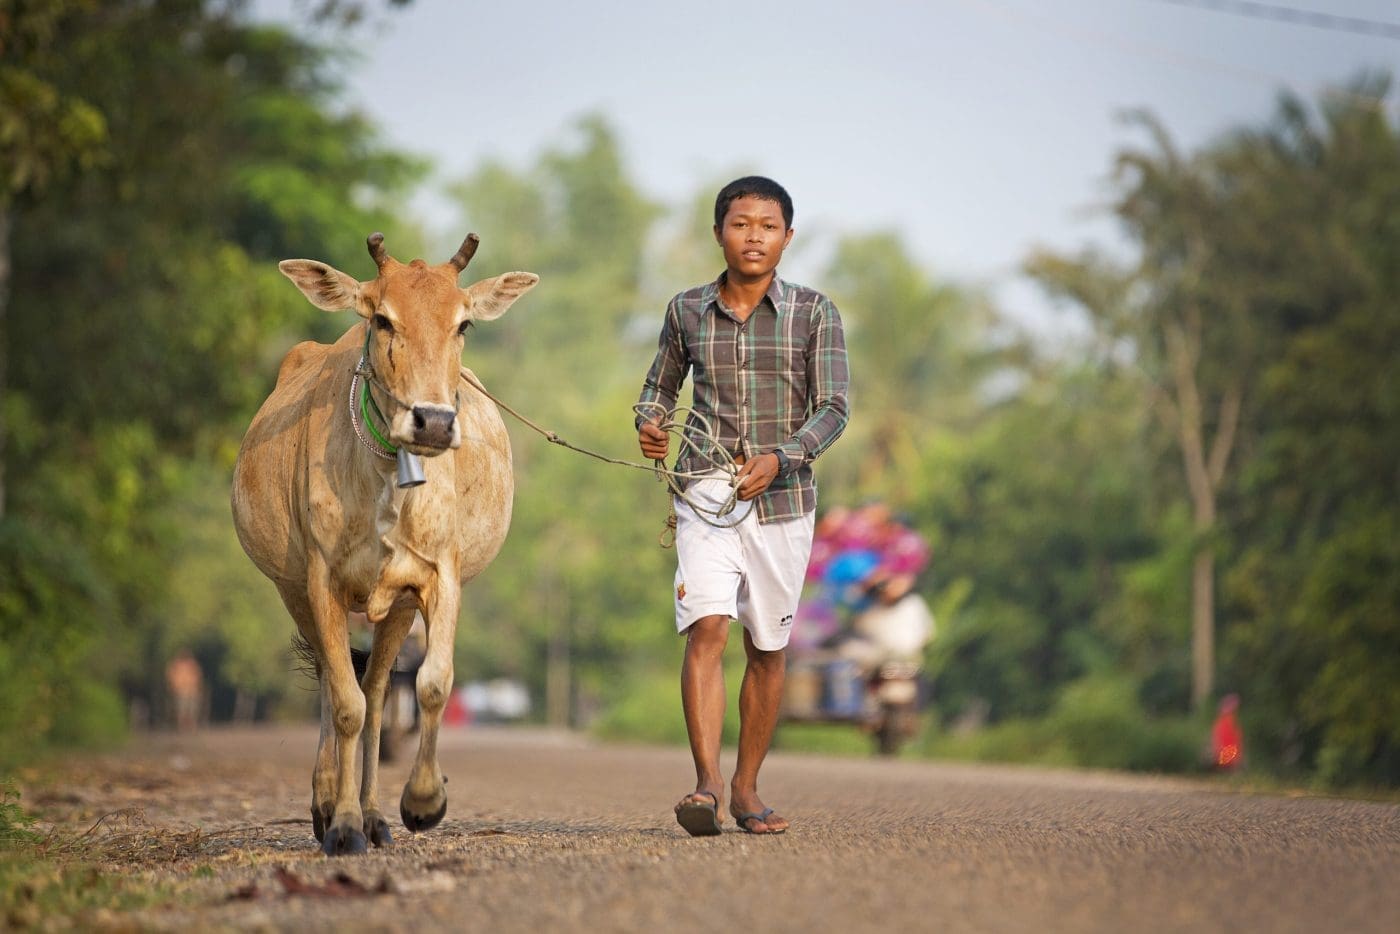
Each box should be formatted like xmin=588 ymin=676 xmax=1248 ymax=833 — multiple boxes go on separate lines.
xmin=639 ymin=419 xmax=669 ymax=461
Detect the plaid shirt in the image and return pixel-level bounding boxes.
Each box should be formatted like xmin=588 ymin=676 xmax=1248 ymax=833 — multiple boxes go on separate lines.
xmin=636 ymin=273 xmax=850 ymax=522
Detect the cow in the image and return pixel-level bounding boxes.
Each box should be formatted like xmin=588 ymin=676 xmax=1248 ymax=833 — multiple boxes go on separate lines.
xmin=231 ymin=233 xmax=537 ymax=855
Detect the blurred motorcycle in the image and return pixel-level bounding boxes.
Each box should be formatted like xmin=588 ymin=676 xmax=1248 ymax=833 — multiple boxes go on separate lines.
xmin=781 ymin=581 xmax=934 ymax=756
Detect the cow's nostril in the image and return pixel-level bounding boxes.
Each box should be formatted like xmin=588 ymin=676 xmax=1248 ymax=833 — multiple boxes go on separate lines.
xmin=410 ymin=406 xmax=457 ymax=447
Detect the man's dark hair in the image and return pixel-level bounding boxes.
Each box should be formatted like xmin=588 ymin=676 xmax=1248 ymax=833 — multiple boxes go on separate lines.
xmin=714 ymin=176 xmax=794 ymax=230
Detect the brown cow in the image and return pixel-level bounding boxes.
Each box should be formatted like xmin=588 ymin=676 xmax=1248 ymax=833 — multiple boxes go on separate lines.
xmin=231 ymin=233 xmax=537 ymax=855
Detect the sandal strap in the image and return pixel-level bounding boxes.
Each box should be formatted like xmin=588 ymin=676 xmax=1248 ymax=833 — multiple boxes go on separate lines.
xmin=735 ymin=807 xmax=774 ymax=826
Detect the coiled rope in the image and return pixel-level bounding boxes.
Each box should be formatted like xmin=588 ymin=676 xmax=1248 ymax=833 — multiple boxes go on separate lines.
xmin=458 ymin=368 xmax=753 ymax=547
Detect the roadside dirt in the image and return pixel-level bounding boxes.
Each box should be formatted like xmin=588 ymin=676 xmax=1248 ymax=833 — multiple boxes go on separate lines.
xmin=14 ymin=723 xmax=1400 ymax=932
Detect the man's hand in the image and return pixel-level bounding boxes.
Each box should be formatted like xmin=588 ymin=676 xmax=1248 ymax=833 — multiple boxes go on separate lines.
xmin=639 ymin=419 xmax=669 ymax=461
xmin=735 ymin=452 xmax=782 ymax=501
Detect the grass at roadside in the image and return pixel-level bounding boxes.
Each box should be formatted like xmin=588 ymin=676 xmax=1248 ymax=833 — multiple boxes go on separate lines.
xmin=0 ymin=780 xmax=186 ymax=928
xmin=0 ymin=855 xmax=178 ymax=929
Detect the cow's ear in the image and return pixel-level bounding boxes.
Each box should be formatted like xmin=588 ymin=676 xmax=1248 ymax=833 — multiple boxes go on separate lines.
xmin=462 ymin=271 xmax=539 ymax=322
xmin=279 ymin=260 xmax=371 ymax=316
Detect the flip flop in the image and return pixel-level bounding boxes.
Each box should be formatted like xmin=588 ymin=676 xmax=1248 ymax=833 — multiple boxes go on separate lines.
xmin=675 ymin=791 xmax=722 ymax=837
xmin=733 ymin=807 xmax=786 ymax=835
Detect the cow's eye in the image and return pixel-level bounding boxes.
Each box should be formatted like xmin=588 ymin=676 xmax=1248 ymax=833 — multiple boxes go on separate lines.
xmin=372 ymin=314 xmax=394 ymax=334
xmin=457 ymin=319 xmax=473 ymax=336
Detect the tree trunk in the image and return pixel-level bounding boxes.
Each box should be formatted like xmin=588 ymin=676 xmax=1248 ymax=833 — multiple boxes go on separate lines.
xmin=546 ymin=629 xmax=571 ymax=728
xmin=1191 ymin=545 xmax=1215 ymax=711
xmin=545 ymin=576 xmax=572 ymax=728
xmin=0 ymin=207 xmax=9 ymax=519
xmin=233 ymin=688 xmax=255 ymax=723
xmin=1164 ymin=314 xmax=1241 ymax=713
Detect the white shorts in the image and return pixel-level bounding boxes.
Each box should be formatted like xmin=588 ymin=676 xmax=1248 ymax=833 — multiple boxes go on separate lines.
xmin=673 ymin=471 xmax=816 ymax=651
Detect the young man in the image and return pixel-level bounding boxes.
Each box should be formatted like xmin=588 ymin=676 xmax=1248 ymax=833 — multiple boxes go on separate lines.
xmin=636 ymin=176 xmax=849 ymax=835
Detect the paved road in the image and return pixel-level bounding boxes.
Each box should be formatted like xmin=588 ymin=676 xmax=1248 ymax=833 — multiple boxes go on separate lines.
xmin=30 ymin=724 xmax=1400 ymax=932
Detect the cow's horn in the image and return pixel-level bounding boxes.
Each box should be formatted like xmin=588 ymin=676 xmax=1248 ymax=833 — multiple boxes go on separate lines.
xmin=449 ymin=233 xmax=480 ymax=272
xmin=367 ymin=232 xmax=388 ymax=269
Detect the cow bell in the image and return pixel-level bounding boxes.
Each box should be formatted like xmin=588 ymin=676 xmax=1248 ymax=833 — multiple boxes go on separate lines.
xmin=395 ymin=449 xmax=426 ymax=488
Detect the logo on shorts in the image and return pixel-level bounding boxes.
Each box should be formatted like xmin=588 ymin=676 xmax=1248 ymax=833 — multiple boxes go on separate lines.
xmin=677 ymin=583 xmax=686 ymax=601
xmin=779 ymin=614 xmax=793 ymax=628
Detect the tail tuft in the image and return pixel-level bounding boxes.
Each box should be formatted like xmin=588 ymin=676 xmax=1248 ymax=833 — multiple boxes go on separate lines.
xmin=290 ymin=634 xmax=371 ymax=682
xmin=290 ymin=632 xmax=319 ymax=679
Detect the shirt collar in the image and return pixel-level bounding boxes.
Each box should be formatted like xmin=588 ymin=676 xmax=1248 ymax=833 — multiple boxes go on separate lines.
xmin=705 ymin=272 xmax=787 ymax=317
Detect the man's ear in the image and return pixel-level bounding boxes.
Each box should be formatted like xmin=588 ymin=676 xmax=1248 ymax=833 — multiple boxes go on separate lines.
xmin=279 ymin=260 xmax=370 ymax=317
xmin=462 ymin=271 xmax=540 ymax=321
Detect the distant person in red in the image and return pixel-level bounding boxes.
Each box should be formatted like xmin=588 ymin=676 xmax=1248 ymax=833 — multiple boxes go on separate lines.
xmin=1211 ymin=693 xmax=1244 ymax=771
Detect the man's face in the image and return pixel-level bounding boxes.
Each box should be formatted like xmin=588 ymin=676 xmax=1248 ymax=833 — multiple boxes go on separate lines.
xmin=714 ymin=195 xmax=794 ymax=280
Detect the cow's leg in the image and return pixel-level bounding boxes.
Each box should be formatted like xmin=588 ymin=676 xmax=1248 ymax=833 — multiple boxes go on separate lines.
xmin=277 ymin=584 xmax=337 ymax=844
xmin=402 ymin=586 xmax=459 ymax=832
xmin=307 ymin=560 xmax=368 ymax=856
xmin=312 ymin=672 xmax=338 ymax=841
xmin=357 ymin=605 xmax=414 ymax=848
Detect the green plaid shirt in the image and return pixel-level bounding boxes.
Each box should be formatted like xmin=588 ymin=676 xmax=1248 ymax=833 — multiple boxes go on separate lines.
xmin=636 ymin=273 xmax=850 ymax=522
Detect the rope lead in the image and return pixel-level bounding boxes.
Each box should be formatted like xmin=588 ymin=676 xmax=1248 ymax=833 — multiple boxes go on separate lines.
xmin=459 ymin=369 xmax=754 ymax=546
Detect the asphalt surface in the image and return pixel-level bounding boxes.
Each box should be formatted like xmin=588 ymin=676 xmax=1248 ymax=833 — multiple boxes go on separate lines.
xmin=25 ymin=724 xmax=1400 ymax=932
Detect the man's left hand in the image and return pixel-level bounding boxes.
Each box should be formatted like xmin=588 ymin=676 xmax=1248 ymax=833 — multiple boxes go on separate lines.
xmin=735 ymin=452 xmax=781 ymax=501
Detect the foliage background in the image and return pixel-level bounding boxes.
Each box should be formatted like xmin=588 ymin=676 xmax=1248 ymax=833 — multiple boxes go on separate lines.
xmin=1 ymin=1 xmax=1396 ymax=790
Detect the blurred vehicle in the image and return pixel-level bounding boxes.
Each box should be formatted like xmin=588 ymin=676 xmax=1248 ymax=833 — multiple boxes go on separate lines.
xmin=782 ymin=578 xmax=935 ymax=756
xmin=782 ymin=653 xmax=926 ymax=756
xmin=456 ymin=678 xmax=532 ymax=724
xmin=782 ymin=505 xmax=935 ymax=756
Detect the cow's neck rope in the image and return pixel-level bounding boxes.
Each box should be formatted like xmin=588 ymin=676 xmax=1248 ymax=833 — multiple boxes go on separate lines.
xmin=348 ymin=363 xmax=397 ymax=460
xmin=349 ymin=326 xmax=399 ymax=460
xmin=350 ymin=326 xmax=460 ymax=462
xmin=457 ymin=368 xmax=752 ymax=545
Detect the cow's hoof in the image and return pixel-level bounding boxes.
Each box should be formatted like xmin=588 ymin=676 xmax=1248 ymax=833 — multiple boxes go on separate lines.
xmin=312 ymin=804 xmax=333 ymax=843
xmin=400 ymin=786 xmax=447 ymax=833
xmin=365 ymin=813 xmax=394 ymax=848
xmin=322 ymin=823 xmax=368 ymax=856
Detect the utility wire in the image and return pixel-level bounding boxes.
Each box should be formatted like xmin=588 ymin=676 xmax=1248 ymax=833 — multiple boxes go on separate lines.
xmin=962 ymin=0 xmax=1388 ymax=109
xmin=967 ymin=0 xmax=1310 ymax=92
xmin=1147 ymin=0 xmax=1400 ymax=41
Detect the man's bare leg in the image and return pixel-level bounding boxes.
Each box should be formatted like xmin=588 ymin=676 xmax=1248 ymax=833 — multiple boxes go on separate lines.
xmin=677 ymin=615 xmax=730 ymax=818
xmin=730 ymin=628 xmax=790 ymax=833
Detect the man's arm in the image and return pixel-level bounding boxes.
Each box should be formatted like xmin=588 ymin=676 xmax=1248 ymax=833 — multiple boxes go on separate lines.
xmin=786 ymin=295 xmax=850 ymax=470
xmin=636 ymin=298 xmax=689 ymax=459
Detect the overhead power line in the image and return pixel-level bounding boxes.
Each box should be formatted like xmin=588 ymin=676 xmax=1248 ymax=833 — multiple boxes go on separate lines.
xmin=1147 ymin=0 xmax=1400 ymax=40
xmin=963 ymin=0 xmax=1388 ymax=111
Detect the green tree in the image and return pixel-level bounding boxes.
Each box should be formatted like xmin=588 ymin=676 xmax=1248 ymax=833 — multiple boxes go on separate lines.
xmin=444 ymin=115 xmax=670 ymax=726
xmin=917 ymin=362 xmax=1159 ymax=722
xmin=1031 ymin=111 xmax=1272 ymax=711
xmin=0 ymin=0 xmax=108 ymax=517
xmin=1030 ymin=77 xmax=1400 ymax=783
xmin=1217 ymin=81 xmax=1400 ymax=784
xmin=823 ymin=232 xmax=997 ymax=502
xmin=1 ymin=0 xmax=422 ymax=756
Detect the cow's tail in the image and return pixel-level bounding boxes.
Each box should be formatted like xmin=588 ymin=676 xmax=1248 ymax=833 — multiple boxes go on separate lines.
xmin=290 ymin=632 xmax=371 ymax=682
xmin=291 ymin=632 xmax=319 ymax=680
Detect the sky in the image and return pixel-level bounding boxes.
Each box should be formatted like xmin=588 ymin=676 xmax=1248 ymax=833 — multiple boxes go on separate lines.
xmin=251 ymin=0 xmax=1400 ymax=332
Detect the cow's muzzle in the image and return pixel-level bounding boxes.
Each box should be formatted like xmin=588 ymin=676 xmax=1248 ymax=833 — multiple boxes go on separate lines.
xmin=404 ymin=403 xmax=459 ymax=452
